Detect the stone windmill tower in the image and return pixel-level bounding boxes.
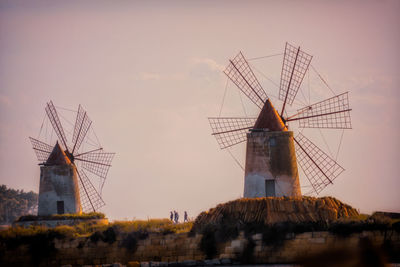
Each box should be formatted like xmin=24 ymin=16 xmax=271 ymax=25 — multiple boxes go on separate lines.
xmin=38 ymin=142 xmax=81 ymax=215
xmin=30 ymin=101 xmax=115 ymax=215
xmin=209 ymin=42 xmax=352 ymax=197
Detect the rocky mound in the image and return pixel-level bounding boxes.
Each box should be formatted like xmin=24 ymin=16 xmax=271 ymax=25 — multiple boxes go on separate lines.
xmin=193 ymin=196 xmax=358 ymax=230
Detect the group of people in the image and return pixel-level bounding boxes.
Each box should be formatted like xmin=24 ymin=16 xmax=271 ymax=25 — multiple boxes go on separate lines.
xmin=170 ymin=210 xmax=188 ymax=223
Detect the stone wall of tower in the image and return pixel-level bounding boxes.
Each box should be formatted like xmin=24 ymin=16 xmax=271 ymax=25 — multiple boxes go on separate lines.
xmin=244 ymin=131 xmax=301 ymax=198
xmin=38 ymin=164 xmax=82 ymax=216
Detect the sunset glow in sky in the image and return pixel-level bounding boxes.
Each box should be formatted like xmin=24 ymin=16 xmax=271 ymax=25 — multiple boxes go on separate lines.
xmin=0 ymin=0 xmax=399 ymax=220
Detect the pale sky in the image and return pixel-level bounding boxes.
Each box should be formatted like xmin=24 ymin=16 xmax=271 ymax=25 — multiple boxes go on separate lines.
xmin=1 ymin=0 xmax=399 ymax=220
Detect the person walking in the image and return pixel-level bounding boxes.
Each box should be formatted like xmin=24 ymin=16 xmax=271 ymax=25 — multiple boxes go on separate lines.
xmin=173 ymin=210 xmax=178 ymax=224
xmin=170 ymin=211 xmax=173 ymax=222
xmin=184 ymin=211 xmax=188 ymax=222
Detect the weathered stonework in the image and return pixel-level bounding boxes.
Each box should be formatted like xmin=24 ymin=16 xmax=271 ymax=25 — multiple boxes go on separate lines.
xmin=38 ymin=164 xmax=81 ymax=216
xmin=244 ymin=131 xmax=301 ymax=198
xmin=1 ymin=230 xmax=399 ymax=266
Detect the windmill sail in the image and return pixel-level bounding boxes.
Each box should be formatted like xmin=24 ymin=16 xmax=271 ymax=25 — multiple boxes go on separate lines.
xmin=75 ymin=151 xmax=115 ymax=179
xmin=294 ymin=133 xmax=344 ymax=194
xmin=45 ymin=101 xmax=69 ymax=150
xmin=224 ymin=52 xmax=268 ymax=109
xmin=77 ymin=169 xmax=105 ymax=212
xmin=286 ymin=92 xmax=352 ymax=129
xmin=279 ymin=42 xmax=312 ymax=115
xmin=72 ymin=105 xmax=93 ymax=154
xmin=29 ymin=137 xmax=53 ymax=162
xmin=209 ymin=117 xmax=257 ymax=149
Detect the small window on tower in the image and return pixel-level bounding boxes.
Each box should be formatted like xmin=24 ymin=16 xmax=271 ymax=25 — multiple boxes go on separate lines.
xmin=57 ymin=201 xmax=65 ymax=214
xmin=265 ymin=180 xmax=276 ymax=197
xmin=269 ymin=137 xmax=276 ymax=147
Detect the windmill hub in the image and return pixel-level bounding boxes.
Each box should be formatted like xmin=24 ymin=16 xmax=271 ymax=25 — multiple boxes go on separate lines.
xmin=64 ymin=150 xmax=75 ymax=163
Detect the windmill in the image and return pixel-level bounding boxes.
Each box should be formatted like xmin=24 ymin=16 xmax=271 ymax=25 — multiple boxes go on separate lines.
xmin=208 ymin=42 xmax=352 ymax=197
xmin=29 ymin=101 xmax=115 ymax=214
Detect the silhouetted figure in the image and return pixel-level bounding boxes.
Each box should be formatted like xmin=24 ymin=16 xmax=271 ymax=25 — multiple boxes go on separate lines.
xmin=184 ymin=211 xmax=188 ymax=222
xmin=174 ymin=210 xmax=179 ymax=223
xmin=170 ymin=211 xmax=173 ymax=221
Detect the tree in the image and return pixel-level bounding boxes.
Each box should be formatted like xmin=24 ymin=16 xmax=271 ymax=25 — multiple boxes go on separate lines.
xmin=0 ymin=184 xmax=38 ymax=224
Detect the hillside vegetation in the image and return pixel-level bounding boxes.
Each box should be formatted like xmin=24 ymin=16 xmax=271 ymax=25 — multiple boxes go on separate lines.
xmin=0 ymin=184 xmax=38 ymax=224
xmin=0 ymin=218 xmax=192 ymax=241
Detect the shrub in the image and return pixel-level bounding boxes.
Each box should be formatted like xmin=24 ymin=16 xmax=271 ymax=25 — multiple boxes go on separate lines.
xmin=53 ymin=225 xmax=75 ymax=238
xmin=111 ymin=219 xmax=192 ymax=234
xmin=261 ymin=223 xmax=292 ymax=247
xmin=369 ymin=213 xmax=392 ymax=227
xmin=238 ymin=237 xmax=256 ymax=263
xmin=16 ymin=212 xmax=105 ymax=222
xmin=215 ymin=219 xmax=239 ymax=243
xmin=120 ymin=229 xmax=149 ymax=252
xmin=199 ymin=224 xmax=217 ymax=259
xmin=73 ymin=220 xmax=109 ymax=236
xmin=392 ymin=221 xmax=400 ymax=232
xmin=89 ymin=231 xmax=102 ymax=243
xmin=89 ymin=226 xmax=117 ymax=244
xmin=0 ymin=226 xmax=65 ymax=265
xmin=102 ymin=226 xmax=117 ymax=244
xmin=328 ymin=215 xmax=393 ymax=237
xmin=27 ymin=232 xmax=59 ymax=265
xmin=121 ymin=232 xmax=138 ymax=251
xmin=329 ymin=220 xmax=363 ymax=237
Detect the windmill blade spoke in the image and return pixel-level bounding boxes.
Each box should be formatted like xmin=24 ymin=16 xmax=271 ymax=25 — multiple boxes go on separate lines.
xmin=74 ymin=148 xmax=103 ymax=157
xmin=224 ymin=52 xmax=268 ymax=109
xmin=294 ymin=133 xmax=344 ymax=195
xmin=72 ymin=105 xmax=93 ymax=154
xmin=287 ymin=92 xmax=352 ymax=129
xmin=29 ymin=137 xmax=53 ymax=162
xmin=45 ymin=101 xmax=69 ymax=150
xmin=209 ymin=117 xmax=257 ymax=149
xmin=279 ymin=42 xmax=313 ymax=114
xmin=75 ymin=151 xmax=115 ymax=179
xmin=76 ymin=168 xmax=105 ymax=212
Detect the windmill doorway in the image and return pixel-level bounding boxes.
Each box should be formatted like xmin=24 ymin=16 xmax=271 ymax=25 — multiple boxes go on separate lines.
xmin=265 ymin=180 xmax=275 ymax=197
xmin=57 ymin=201 xmax=65 ymax=214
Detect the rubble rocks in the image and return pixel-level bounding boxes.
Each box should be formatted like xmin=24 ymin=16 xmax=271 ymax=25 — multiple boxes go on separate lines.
xmin=192 ymin=196 xmax=359 ymax=232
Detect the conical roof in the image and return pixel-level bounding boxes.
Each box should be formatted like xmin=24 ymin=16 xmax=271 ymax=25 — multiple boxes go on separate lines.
xmin=253 ymin=99 xmax=287 ymax=131
xmin=46 ymin=142 xmax=71 ymax=165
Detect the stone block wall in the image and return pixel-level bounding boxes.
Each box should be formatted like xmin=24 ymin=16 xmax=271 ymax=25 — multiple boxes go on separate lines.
xmin=1 ymin=230 xmax=399 ymax=266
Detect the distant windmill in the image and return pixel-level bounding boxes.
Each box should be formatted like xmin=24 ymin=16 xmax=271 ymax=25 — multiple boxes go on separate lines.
xmin=29 ymin=101 xmax=115 ymax=215
xmin=209 ymin=42 xmax=352 ymax=197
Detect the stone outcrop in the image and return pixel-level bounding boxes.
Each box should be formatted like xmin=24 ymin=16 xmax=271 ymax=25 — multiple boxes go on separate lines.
xmin=192 ymin=196 xmax=359 ymax=230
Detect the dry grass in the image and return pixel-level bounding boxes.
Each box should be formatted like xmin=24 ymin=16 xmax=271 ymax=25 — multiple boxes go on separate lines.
xmin=16 ymin=212 xmax=105 ymax=222
xmin=111 ymin=219 xmax=193 ymax=234
xmin=0 ymin=218 xmax=193 ymax=241
xmin=0 ymin=225 xmax=49 ymax=239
